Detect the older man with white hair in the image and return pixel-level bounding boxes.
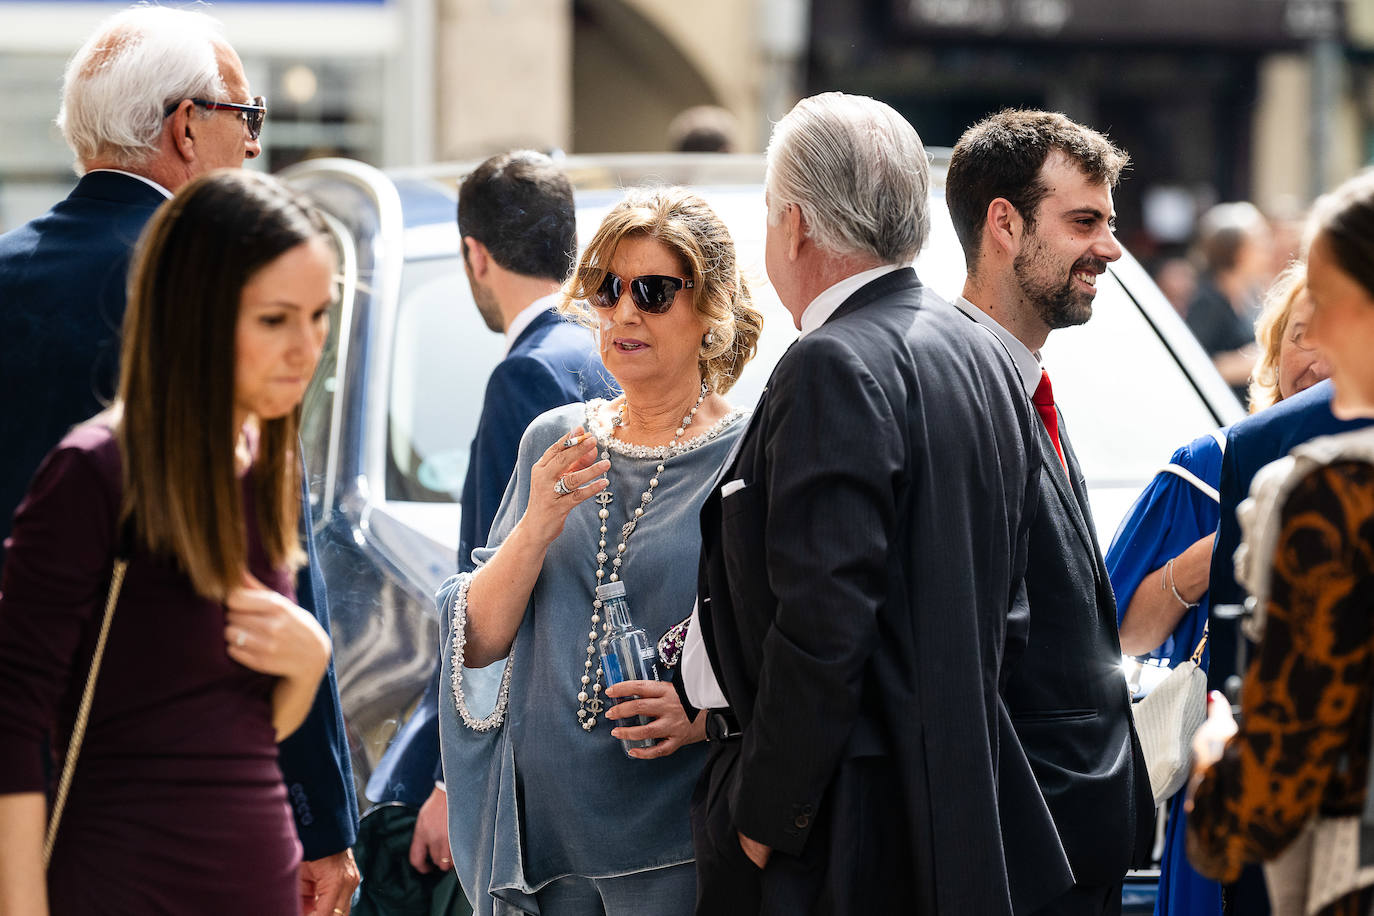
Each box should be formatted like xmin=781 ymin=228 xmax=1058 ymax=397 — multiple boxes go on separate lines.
xmin=0 ymin=7 xmax=359 ymax=915
xmin=683 ymin=92 xmax=1071 ymax=914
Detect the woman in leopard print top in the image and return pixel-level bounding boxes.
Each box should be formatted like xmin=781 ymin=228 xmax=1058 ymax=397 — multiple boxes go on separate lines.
xmin=1187 ymin=458 xmax=1374 ymax=913
xmin=1186 ymin=171 xmax=1374 ymax=915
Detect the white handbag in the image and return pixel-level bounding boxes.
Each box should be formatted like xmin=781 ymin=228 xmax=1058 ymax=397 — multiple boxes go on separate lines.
xmin=1131 ymin=624 xmax=1209 ymax=807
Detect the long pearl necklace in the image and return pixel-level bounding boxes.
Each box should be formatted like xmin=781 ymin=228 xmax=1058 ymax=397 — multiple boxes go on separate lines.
xmin=576 ymin=382 xmax=709 ymax=731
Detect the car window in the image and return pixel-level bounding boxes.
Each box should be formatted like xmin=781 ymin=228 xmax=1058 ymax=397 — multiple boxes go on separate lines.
xmin=1038 ymin=270 xmax=1218 ymax=484
xmin=386 ymin=255 xmax=506 ymax=502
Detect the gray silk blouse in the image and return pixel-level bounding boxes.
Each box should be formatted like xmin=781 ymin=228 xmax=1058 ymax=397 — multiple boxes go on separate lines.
xmin=439 ymin=400 xmax=747 ymax=914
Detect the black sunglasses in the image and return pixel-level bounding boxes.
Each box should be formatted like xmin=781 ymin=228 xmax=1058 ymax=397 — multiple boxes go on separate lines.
xmin=163 ymin=96 xmax=267 ymax=140
xmin=592 ymin=272 xmax=694 ymax=315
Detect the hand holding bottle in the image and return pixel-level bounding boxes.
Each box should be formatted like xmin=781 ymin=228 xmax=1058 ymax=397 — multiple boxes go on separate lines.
xmin=605 ymin=680 xmax=707 ymax=759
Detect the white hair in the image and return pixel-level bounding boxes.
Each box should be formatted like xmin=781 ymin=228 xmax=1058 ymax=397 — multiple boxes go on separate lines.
xmin=765 ymin=92 xmax=930 ymax=265
xmin=57 ymin=5 xmax=229 ymax=172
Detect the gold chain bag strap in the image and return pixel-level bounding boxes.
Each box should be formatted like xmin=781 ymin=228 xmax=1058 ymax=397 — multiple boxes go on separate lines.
xmin=42 ymin=554 xmax=129 ymax=867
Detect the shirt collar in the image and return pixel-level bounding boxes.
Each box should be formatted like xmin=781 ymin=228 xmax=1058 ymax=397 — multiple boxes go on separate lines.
xmin=798 ymin=264 xmax=905 ymax=338
xmin=87 ymin=169 xmax=173 ymax=199
xmin=505 ymin=291 xmax=562 ymax=354
xmin=952 ymin=296 xmax=1043 ymax=397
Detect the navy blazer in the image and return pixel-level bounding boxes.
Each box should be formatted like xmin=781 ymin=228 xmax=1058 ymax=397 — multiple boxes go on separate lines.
xmin=1206 ymin=379 xmax=1373 ymax=688
xmin=0 ymin=171 xmax=357 ymax=858
xmin=366 ymin=307 xmax=615 ymax=807
xmin=0 ymin=171 xmax=161 ymax=563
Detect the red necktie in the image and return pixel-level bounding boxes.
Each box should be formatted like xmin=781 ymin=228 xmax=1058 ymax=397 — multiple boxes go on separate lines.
xmin=1032 ymin=369 xmax=1067 ymax=471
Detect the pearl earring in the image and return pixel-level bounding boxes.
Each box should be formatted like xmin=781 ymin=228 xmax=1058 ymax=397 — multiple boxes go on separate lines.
xmin=702 ymin=330 xmax=715 ymax=347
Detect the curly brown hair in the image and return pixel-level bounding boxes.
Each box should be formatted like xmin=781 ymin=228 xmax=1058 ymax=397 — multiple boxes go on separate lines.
xmin=561 ymin=186 xmax=762 ymax=395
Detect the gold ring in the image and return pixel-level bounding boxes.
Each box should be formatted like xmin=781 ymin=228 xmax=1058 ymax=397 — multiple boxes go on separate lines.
xmin=333 ymin=909 xmax=345 ymax=915
xmin=440 ymin=856 xmax=451 ymax=864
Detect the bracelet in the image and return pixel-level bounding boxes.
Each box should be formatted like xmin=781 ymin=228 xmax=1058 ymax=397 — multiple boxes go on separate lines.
xmin=1162 ymin=557 xmax=1199 ymax=610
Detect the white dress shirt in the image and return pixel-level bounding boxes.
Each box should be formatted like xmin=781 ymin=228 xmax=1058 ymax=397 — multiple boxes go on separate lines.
xmin=798 ymin=264 xmax=906 ymax=338
xmin=682 ymin=598 xmax=727 ymax=710
xmin=504 ymin=291 xmax=563 ymax=355
xmin=951 ymin=295 xmax=1043 ymax=399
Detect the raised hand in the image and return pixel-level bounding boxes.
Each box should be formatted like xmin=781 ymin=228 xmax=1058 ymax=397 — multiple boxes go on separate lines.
xmin=522 ymin=426 xmax=610 ymax=546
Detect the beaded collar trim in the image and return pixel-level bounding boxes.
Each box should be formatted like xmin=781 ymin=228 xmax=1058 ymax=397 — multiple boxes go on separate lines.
xmin=583 ymin=399 xmax=746 ymax=460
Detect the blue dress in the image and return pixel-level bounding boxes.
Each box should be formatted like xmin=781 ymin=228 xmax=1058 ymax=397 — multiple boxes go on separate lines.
xmin=1105 ymin=430 xmax=1226 ymax=916
xmin=438 ymin=401 xmax=746 ymax=915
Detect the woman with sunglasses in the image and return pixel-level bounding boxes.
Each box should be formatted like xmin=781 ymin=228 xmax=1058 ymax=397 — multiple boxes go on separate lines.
xmin=438 ymin=187 xmax=762 ymax=915
xmin=0 ymin=170 xmax=333 ymax=915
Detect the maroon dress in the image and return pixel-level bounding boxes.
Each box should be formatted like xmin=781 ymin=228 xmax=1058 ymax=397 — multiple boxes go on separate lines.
xmin=0 ymin=423 xmax=300 ymax=914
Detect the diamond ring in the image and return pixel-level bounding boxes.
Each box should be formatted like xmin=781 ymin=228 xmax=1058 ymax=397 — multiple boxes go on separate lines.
xmin=235 ymin=630 xmax=247 ymax=648
xmin=553 ymin=476 xmax=573 ymax=497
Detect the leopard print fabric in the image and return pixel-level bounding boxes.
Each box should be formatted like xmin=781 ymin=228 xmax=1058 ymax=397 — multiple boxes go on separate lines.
xmin=1188 ymin=460 xmax=1374 ymax=914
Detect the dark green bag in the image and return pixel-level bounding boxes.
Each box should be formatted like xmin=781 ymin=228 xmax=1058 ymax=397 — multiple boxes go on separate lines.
xmin=351 ymin=803 xmax=472 ymax=916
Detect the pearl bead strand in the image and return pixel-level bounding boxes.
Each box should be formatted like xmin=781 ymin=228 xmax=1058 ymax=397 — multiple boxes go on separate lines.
xmin=575 ymin=382 xmax=708 ymax=731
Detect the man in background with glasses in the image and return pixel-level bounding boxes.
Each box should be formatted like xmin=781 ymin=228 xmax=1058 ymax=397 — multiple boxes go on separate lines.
xmin=0 ymin=6 xmax=360 ymax=915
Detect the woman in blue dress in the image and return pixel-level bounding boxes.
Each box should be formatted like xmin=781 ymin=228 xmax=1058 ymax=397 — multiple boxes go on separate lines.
xmin=1106 ymin=263 xmax=1328 ymax=915
xmin=437 ymin=188 xmax=763 ymax=916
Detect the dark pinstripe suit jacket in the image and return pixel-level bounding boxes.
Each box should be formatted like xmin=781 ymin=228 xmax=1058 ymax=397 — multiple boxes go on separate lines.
xmin=692 ymin=269 xmax=1073 ymax=913
xmin=1002 ymin=411 xmax=1153 ymax=891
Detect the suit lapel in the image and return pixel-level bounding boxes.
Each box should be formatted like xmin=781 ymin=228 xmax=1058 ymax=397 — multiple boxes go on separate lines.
xmin=1059 ymin=419 xmax=1112 ymax=593
xmin=1038 ymin=415 xmax=1097 ymax=569
xmin=710 ymin=270 xmax=918 ymax=499
xmin=709 ymin=338 xmax=797 ymax=495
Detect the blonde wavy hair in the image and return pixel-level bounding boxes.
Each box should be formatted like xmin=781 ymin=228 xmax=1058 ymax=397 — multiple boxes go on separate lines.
xmin=562 ymin=186 xmax=762 ymax=395
xmin=1248 ymin=262 xmax=1306 ymax=412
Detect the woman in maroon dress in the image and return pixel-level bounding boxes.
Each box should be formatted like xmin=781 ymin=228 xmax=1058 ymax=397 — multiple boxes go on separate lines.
xmin=0 ymin=170 xmax=336 ymax=915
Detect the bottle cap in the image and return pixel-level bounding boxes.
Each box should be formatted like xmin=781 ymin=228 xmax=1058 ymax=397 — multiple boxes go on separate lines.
xmin=595 ymin=581 xmax=626 ymax=600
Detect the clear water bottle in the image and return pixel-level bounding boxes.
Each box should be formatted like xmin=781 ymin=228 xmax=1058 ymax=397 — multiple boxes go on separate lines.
xmin=596 ymin=581 xmax=661 ymax=756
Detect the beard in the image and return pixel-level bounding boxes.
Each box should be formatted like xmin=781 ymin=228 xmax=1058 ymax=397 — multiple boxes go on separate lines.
xmin=1013 ymin=233 xmax=1104 ymax=330
xmin=469 ymin=278 xmax=504 ymax=333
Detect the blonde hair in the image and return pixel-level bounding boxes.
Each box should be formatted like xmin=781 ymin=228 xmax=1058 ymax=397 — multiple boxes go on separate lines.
xmin=562 ymin=186 xmax=762 ymax=395
xmin=1248 ymin=262 xmax=1306 ymax=412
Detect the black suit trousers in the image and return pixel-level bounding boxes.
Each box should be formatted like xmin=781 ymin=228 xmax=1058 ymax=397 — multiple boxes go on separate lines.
xmin=691 ymin=742 xmax=916 ymax=916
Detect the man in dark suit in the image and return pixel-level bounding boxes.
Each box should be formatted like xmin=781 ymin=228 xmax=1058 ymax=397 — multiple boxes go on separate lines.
xmin=0 ymin=8 xmax=359 ymax=912
xmin=684 ymin=91 xmax=1070 ymax=915
xmin=365 ymin=151 xmax=615 ymax=879
xmin=1206 ymin=377 xmax=1373 ymax=687
xmin=946 ymin=110 xmax=1153 ymax=914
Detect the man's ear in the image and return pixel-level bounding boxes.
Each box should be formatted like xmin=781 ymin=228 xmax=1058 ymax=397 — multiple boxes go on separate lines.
xmin=462 ymin=236 xmax=490 ymax=278
xmin=985 ymin=198 xmax=1024 ymax=257
xmin=167 ymin=100 xmax=197 ymax=164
